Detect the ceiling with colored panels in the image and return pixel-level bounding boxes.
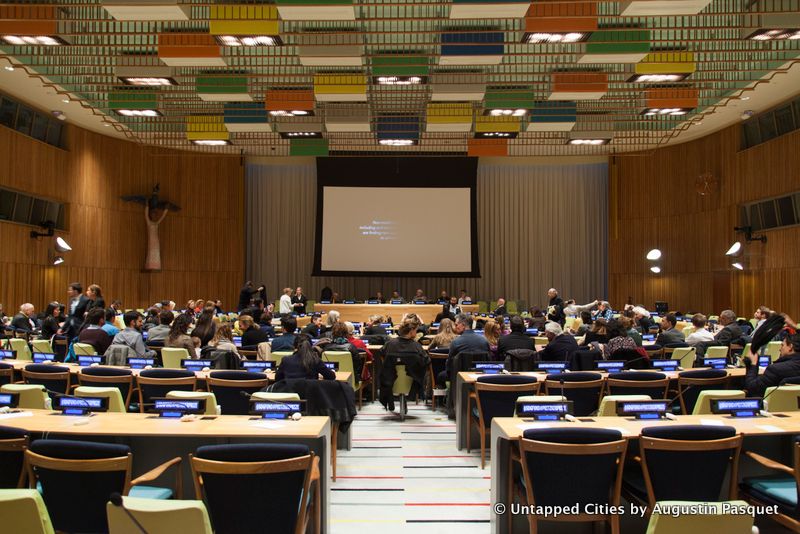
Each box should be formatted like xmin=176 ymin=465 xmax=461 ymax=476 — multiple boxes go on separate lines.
xmin=0 ymin=0 xmax=799 ymax=156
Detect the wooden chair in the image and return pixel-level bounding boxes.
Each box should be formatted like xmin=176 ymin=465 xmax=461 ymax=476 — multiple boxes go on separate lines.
xmin=207 ymin=371 xmax=269 ymax=415
xmin=0 ymin=384 xmax=48 ymax=410
xmin=512 ymin=428 xmax=627 ymax=534
xmin=604 ymin=372 xmax=670 ymax=400
xmin=0 ymin=489 xmax=54 ymax=534
xmin=136 ymin=369 xmax=196 ymax=413
xmin=0 ymin=363 xmax=14 ymax=387
xmin=675 ymin=369 xmax=729 ymax=415
xmin=22 ymin=364 xmax=72 ymax=398
xmin=764 ymin=385 xmax=800 ymax=412
xmin=73 ymin=342 xmax=98 ymax=356
xmin=30 ymin=340 xmax=53 ymax=354
xmin=544 ymin=372 xmax=605 ymax=416
xmin=78 ymin=367 xmax=134 ymax=411
xmin=625 ymin=425 xmax=742 ymax=512
xmin=26 ymin=439 xmax=181 ymax=533
xmin=645 ymin=500 xmax=755 ymax=533
xmin=0 ymin=425 xmax=29 ymax=488
xmin=740 ymin=437 xmax=800 ymax=532
xmin=467 ymin=375 xmax=539 ymax=468
xmin=107 ymin=496 xmax=213 ymax=534
xmin=161 ymin=347 xmax=189 ymax=369
xmin=190 ymin=443 xmax=320 ymax=534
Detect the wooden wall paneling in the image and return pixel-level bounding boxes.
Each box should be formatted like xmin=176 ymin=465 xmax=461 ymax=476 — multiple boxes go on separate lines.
xmin=0 ymin=123 xmax=244 ymax=312
xmin=610 ymin=125 xmax=800 ymax=319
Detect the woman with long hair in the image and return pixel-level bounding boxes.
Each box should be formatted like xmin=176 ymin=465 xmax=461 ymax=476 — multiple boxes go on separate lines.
xmin=191 ymin=308 xmax=217 ymax=348
xmin=39 ymin=302 xmax=63 ymax=339
xmin=208 ymin=323 xmax=239 ymax=356
xmin=165 ymin=313 xmax=197 ymax=357
xmin=484 ymin=319 xmax=502 ymax=360
xmin=429 ymin=318 xmax=457 ymax=350
xmin=275 ymin=334 xmax=336 ymax=381
xmin=86 ymin=284 xmax=105 ymax=313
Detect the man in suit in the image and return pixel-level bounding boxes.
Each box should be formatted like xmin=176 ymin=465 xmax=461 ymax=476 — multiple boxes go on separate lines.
xmin=715 ymin=309 xmax=743 ymax=346
xmin=497 ymin=315 xmax=534 ymax=359
xmin=67 ymin=282 xmax=90 ymax=320
xmin=538 ymin=321 xmax=578 ymax=362
xmin=237 ymin=281 xmax=264 ymax=311
xmin=11 ymin=303 xmax=38 ymax=333
xmin=271 ymin=316 xmax=298 ymax=352
xmin=291 ymin=287 xmax=308 ymax=315
xmin=446 ymin=314 xmax=490 ymax=376
xmin=655 ymin=314 xmax=686 ymax=346
xmin=493 ymin=298 xmax=508 ymax=316
xmin=301 ymin=314 xmax=322 ymax=338
xmin=744 ymin=332 xmax=800 ymax=396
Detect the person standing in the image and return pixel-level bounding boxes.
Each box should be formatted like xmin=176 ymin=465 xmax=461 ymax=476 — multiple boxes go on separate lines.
xmin=546 ymin=288 xmax=565 ymax=325
xmin=291 ymin=287 xmax=308 ymax=315
xmin=279 ymin=287 xmax=293 ymax=316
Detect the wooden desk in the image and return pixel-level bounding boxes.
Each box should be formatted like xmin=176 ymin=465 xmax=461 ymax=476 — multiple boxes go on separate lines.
xmin=0 ymin=409 xmax=333 ymax=532
xmin=489 ymin=412 xmax=800 ymax=534
xmin=313 ymin=303 xmax=479 ymax=324
xmin=454 ymin=368 xmax=753 ymax=451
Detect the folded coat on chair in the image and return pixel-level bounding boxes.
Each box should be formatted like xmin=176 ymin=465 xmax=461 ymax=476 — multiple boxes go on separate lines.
xmin=266 ymin=378 xmax=357 ymax=433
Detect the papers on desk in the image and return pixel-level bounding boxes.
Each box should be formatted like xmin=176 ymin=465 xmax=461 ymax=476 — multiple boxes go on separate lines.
xmin=516 ymin=423 xmax=552 ymax=430
xmin=756 ymin=425 xmax=784 ymax=433
xmin=0 ymin=411 xmax=33 ymax=420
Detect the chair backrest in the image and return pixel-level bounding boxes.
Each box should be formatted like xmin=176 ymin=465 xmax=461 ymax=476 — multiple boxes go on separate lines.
xmin=671 ymin=347 xmax=696 ymax=369
xmin=764 ymin=384 xmax=800 ymax=412
xmin=161 ymin=347 xmax=189 ymax=369
xmin=705 ymin=345 xmax=729 ymax=360
xmin=252 ymin=392 xmax=301 ymax=402
xmin=207 ymin=371 xmax=269 ymax=415
xmin=765 ymin=341 xmax=783 ymax=362
xmin=474 ymin=375 xmax=539 ymax=428
xmin=137 ymin=369 xmax=196 ymax=411
xmin=0 ymin=363 xmax=13 ymax=387
xmin=645 ymin=499 xmax=754 ymax=534
xmin=269 ymin=351 xmax=293 ymax=365
xmin=597 ymin=395 xmax=652 ymax=417
xmin=30 ymin=340 xmax=54 ymax=354
xmin=639 ymin=425 xmax=741 ymax=507
xmin=78 ymin=368 xmax=134 ymax=410
xmin=75 ymin=386 xmax=126 ymax=413
xmin=322 ymin=351 xmax=355 ymax=388
xmin=22 ymin=364 xmax=71 ymax=397
xmin=605 ymin=372 xmax=669 ymax=399
xmin=0 ymin=489 xmax=55 ymax=534
xmin=166 ymin=391 xmax=218 ymax=415
xmin=504 ymin=349 xmax=537 ymax=372
xmin=107 ymin=496 xmax=212 ymax=534
xmin=8 ymin=338 xmax=32 ymax=361
xmin=544 ymin=372 xmax=604 ymax=416
xmin=73 ymin=342 xmax=98 ymax=356
xmin=0 ymin=384 xmax=48 ymax=410
xmin=0 ymin=425 xmax=29 ymax=488
xmin=518 ymin=428 xmax=626 ymax=509
xmin=677 ymin=370 xmax=729 ymax=415
xmin=26 ymin=439 xmax=132 ymax=533
xmin=692 ymin=390 xmax=745 ymax=415
xmin=190 ymin=444 xmax=316 ymax=534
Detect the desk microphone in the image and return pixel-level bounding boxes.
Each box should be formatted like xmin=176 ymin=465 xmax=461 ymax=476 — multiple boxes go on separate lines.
xmin=109 ymin=492 xmax=149 ymax=534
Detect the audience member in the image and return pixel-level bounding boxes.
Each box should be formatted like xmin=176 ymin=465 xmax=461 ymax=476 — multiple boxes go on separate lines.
xmin=497 ymin=315 xmax=535 ymax=358
xmin=484 ymin=319 xmax=502 ymax=360
xmin=603 ymin=319 xmax=637 ymax=358
xmin=190 ymin=308 xmax=217 ymax=348
xmin=85 ymin=284 xmax=105 ymax=313
xmin=345 ymin=322 xmax=372 ymax=361
xmin=546 ymin=288 xmax=566 ymax=325
xmin=632 ymin=306 xmax=655 ymax=333
xmin=165 ymin=314 xmax=197 ymax=356
xmin=744 ymin=331 xmax=800 ymax=397
xmin=752 ymin=306 xmax=773 ymax=334
xmin=11 ymin=303 xmax=38 ymax=333
xmin=270 ymin=316 xmax=297 ymax=352
xmin=67 ymin=282 xmax=89 ymax=320
xmin=301 ymin=314 xmax=323 ymax=338
xmin=111 ymin=311 xmax=155 ymax=358
xmin=364 ymin=315 xmax=387 ymax=336
xmin=714 ymin=309 xmax=743 ymax=346
xmin=390 ymin=290 xmax=405 ymax=303
xmin=655 ymin=314 xmax=685 ymax=346
xmin=110 ymin=300 xmax=123 ymax=313
xmin=146 ymin=310 xmax=174 ymax=343
xmin=275 ymin=334 xmax=335 ymax=381
xmin=581 ymin=318 xmax=609 ymax=346
xmin=101 ymin=308 xmax=120 ymax=338
xmin=591 ymin=301 xmax=613 ymax=322
xmin=686 ymin=314 xmax=714 ymax=345
xmin=317 ymin=322 xmax=363 ymax=383
xmin=322 ymin=310 xmax=340 ymax=337
xmin=538 ymin=321 xmax=578 ymax=362
xmin=77 ymin=307 xmax=112 ymax=355
xmin=38 ymin=302 xmax=63 ymax=339
xmin=447 ymin=314 xmax=490 ymax=373
xmin=493 ymin=298 xmax=507 ymax=316
xmin=563 ymin=299 xmax=598 ymax=316
xmin=620 ymin=316 xmax=642 ymax=347
xmin=279 ymin=287 xmax=292 ymax=315
xmin=207 ymin=323 xmax=240 ymax=358
xmin=237 ymin=281 xmax=263 ymax=311
xmin=240 ymin=314 xmax=269 ymax=348
xmin=429 ymin=318 xmax=458 ymax=350
xmin=258 ymin=311 xmax=276 ymax=337
xmin=571 ymin=311 xmax=593 ymax=336
xmin=525 ymin=307 xmax=547 ymax=331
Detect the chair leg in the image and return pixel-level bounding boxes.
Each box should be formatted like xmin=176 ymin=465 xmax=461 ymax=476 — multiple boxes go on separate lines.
xmin=466 ymin=402 xmax=472 ymax=453
xmin=357 ymin=384 xmax=363 ymax=410
xmin=398 ymin=394 xmax=406 ymax=421
xmin=331 ymin=423 xmax=338 ymax=482
xmin=480 ymin=426 xmax=486 ymax=469
xmin=507 ymin=452 xmax=514 ymax=534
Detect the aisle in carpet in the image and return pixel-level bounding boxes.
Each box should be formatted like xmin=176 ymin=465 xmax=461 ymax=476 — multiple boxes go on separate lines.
xmin=330 ymin=403 xmax=490 ymax=533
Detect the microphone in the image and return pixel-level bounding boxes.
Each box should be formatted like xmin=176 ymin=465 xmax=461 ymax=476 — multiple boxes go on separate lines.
xmin=109 ymin=492 xmax=149 ymax=534
xmin=240 ymin=391 xmax=252 ymax=399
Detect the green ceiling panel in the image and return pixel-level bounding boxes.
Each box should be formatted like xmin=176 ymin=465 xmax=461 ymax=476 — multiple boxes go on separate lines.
xmin=107 ymin=91 xmax=158 ymax=110
xmin=290 ymin=138 xmax=329 ymax=156
xmin=196 ymin=77 xmax=248 ymax=95
xmin=372 ymin=56 xmax=429 ymax=77
xmin=585 ymin=30 xmax=652 ymax=55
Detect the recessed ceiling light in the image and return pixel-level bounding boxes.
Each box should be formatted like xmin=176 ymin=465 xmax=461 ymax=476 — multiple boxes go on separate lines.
xmin=216 ymin=35 xmax=282 ymax=47
xmin=278 ymin=131 xmax=323 ymax=139
xmin=641 ymin=107 xmax=693 ymax=117
xmin=740 ymin=96 xmax=750 ymax=101
xmin=745 ymin=28 xmax=800 ymax=41
xmin=486 ymin=109 xmax=528 ymax=117
xmin=379 ymin=139 xmax=416 ymax=146
xmin=114 ymin=109 xmax=162 ymax=117
xmin=118 ymin=76 xmax=177 ymax=87
xmin=1 ymin=35 xmax=66 ymax=46
xmin=61 ymin=99 xmax=70 ymax=104
xmin=269 ymin=110 xmax=314 ymax=117
xmin=522 ymin=32 xmax=588 ymax=44
xmin=191 ymin=139 xmax=231 ymax=146
xmin=627 ymin=73 xmax=690 ymax=83
xmin=374 ymin=76 xmax=425 ymax=86
xmin=568 ymin=138 xmax=610 ymax=145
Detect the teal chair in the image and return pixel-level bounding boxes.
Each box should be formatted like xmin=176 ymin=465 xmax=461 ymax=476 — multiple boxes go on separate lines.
xmin=740 ymin=437 xmax=800 ymax=532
